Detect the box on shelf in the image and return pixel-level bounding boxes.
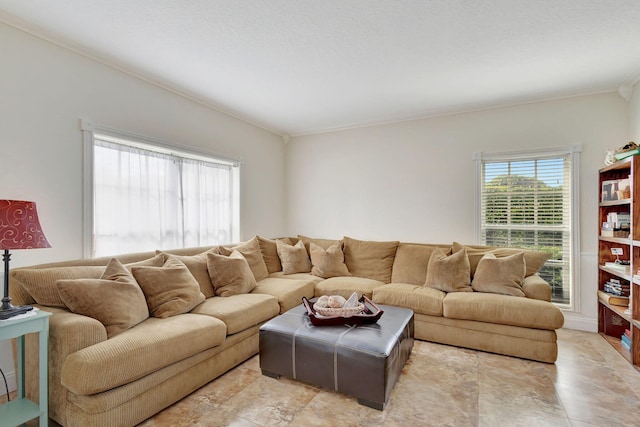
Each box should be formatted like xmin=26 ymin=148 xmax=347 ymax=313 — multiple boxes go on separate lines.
xmin=601 ymin=177 xmax=631 ymax=202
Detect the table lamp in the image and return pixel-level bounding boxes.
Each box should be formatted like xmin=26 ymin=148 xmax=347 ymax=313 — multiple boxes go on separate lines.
xmin=0 ymin=200 xmax=51 ymax=320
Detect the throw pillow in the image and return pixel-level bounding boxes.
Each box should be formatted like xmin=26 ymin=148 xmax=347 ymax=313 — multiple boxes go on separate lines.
xmin=159 ymin=249 xmax=218 ymax=298
xmin=309 ymin=242 xmax=351 ymax=278
xmin=424 ymin=248 xmax=472 ymax=292
xmin=276 ymin=239 xmax=312 ymax=274
xmin=56 ymin=258 xmax=149 ymax=337
xmin=217 ymin=236 xmax=270 ymax=281
xmin=452 ymin=242 xmax=550 ymax=277
xmin=297 ymin=235 xmax=340 ymax=253
xmin=15 ymin=265 xmax=105 ymax=308
xmin=207 ymin=250 xmax=257 ymax=297
xmin=257 ymin=236 xmax=292 ymax=274
xmin=131 ymin=257 xmax=205 ymax=318
xmin=342 ymin=236 xmax=399 ymax=283
xmin=471 ymin=252 xmax=526 ymax=297
xmin=391 ymin=243 xmax=451 ymax=285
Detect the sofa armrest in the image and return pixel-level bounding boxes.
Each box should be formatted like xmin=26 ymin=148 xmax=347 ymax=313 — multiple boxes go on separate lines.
xmin=23 ymin=307 xmax=107 ymax=425
xmin=522 ymin=274 xmax=551 ymax=302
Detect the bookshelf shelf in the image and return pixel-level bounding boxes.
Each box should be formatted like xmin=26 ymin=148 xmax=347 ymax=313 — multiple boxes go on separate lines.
xmin=600 ymin=199 xmax=631 ymax=207
xmin=599 ymin=236 xmax=632 ymax=245
xmin=598 ymin=156 xmax=639 ymax=368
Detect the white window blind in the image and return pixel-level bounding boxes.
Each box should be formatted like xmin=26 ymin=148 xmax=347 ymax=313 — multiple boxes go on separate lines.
xmin=476 ymin=147 xmax=580 ymax=308
xmin=86 ymin=129 xmax=240 ymax=257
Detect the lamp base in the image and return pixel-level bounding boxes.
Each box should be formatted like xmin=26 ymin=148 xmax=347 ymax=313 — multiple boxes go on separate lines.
xmin=0 ymin=300 xmax=33 ymax=320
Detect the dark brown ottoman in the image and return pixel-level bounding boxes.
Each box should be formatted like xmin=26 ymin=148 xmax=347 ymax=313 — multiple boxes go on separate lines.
xmin=259 ymin=302 xmax=414 ymax=410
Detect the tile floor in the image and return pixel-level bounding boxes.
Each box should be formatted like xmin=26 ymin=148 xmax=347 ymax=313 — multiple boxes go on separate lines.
xmin=10 ymin=328 xmax=640 ymax=426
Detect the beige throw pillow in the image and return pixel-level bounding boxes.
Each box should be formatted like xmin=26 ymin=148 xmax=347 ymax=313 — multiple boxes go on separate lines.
xmin=342 ymin=236 xmax=399 ymax=283
xmin=309 ymin=242 xmax=351 ymax=278
xmin=276 ymin=240 xmax=312 ymax=274
xmin=424 ymin=248 xmax=472 ymax=292
xmin=218 ymin=237 xmax=270 ymax=281
xmin=132 ymin=257 xmax=205 ymax=318
xmin=297 ymin=235 xmax=340 ymax=253
xmin=14 ymin=254 xmax=165 ymax=308
xmin=159 ymin=250 xmax=218 ymax=298
xmin=257 ymin=236 xmax=292 ymax=274
xmin=452 ymin=242 xmax=549 ymax=277
xmin=472 ymin=252 xmax=526 ymax=297
xmin=56 ymin=258 xmax=149 ymax=337
xmin=207 ymin=250 xmax=257 ymax=297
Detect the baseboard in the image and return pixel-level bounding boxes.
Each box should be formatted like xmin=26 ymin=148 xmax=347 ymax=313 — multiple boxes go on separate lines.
xmin=562 ymin=313 xmax=598 ymax=332
xmin=0 ymin=369 xmax=16 ymax=395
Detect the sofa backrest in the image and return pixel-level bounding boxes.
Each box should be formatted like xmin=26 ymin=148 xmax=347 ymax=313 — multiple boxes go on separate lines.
xmin=391 ymin=243 xmax=452 ymax=285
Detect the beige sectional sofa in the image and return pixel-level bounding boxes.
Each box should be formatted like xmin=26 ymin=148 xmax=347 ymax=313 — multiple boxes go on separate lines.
xmin=10 ymin=235 xmax=564 ymax=426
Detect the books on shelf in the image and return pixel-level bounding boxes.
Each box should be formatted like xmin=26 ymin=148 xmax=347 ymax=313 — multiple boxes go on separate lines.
xmin=621 ymin=329 xmax=632 ymax=352
xmin=615 ymin=148 xmax=640 ymax=160
xmin=603 ymin=278 xmax=630 ymax=295
xmin=621 ymin=338 xmax=631 ymax=352
xmin=603 ymin=262 xmax=630 ymax=274
xmin=598 ymin=290 xmax=630 ymax=307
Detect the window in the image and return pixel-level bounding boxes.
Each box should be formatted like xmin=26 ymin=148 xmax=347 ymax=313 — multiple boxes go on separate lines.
xmin=474 ymin=146 xmax=581 ymax=309
xmin=82 ymin=121 xmax=240 ymax=257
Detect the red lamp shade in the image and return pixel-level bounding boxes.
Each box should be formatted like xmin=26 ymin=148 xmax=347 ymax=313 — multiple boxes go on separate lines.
xmin=0 ymin=200 xmax=51 ymax=250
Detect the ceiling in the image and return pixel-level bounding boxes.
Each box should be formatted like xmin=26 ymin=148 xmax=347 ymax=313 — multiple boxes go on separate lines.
xmin=2 ymin=1 xmax=640 ymax=137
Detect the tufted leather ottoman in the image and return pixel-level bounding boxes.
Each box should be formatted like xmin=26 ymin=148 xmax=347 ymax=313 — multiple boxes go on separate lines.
xmin=259 ymin=302 xmax=414 ymax=410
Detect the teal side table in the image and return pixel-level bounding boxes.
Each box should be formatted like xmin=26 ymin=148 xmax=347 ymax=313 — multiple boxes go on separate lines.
xmin=0 ymin=310 xmax=51 ymax=427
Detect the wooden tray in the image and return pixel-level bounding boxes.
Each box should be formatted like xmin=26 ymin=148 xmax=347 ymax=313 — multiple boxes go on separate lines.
xmin=302 ymin=295 xmax=384 ymax=326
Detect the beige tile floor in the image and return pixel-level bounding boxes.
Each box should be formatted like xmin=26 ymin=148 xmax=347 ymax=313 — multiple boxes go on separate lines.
xmin=10 ymin=328 xmax=640 ymax=426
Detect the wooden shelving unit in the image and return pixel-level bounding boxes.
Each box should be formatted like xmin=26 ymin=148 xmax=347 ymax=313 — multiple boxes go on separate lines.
xmin=598 ymin=156 xmax=640 ymax=367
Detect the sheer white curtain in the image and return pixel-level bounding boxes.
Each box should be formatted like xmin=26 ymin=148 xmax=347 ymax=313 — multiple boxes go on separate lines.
xmin=93 ymin=139 xmax=234 ymax=257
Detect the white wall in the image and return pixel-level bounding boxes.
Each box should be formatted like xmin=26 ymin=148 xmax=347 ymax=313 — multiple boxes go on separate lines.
xmin=0 ymin=23 xmax=286 ymax=391
xmin=629 ymin=83 xmax=640 ymax=141
xmin=287 ymin=93 xmax=630 ymax=331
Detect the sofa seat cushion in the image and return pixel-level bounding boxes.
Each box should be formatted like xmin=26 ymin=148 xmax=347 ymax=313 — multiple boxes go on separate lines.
xmin=61 ymin=313 xmax=226 ymax=395
xmin=252 ymin=278 xmax=316 ymax=313
xmin=443 ymin=292 xmax=564 ymax=330
xmin=372 ymin=283 xmax=445 ymax=316
xmin=269 ymin=272 xmax=323 ymax=284
xmin=314 ymin=276 xmax=385 ymax=299
xmin=190 ymin=293 xmax=280 ymax=334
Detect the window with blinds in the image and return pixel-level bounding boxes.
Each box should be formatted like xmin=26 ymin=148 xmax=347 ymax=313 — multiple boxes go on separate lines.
xmin=477 ymin=148 xmax=579 ymax=307
xmin=88 ymin=132 xmax=240 ymax=257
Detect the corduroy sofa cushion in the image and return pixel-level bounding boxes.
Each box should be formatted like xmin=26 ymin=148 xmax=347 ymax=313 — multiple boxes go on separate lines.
xmin=257 ymin=236 xmax=292 ymax=274
xmin=452 ymin=242 xmax=550 ymax=277
xmin=251 ymin=277 xmax=316 ymax=313
xmin=219 ymin=236 xmax=270 ymax=281
xmin=342 ymin=236 xmax=399 ymax=283
xmin=471 ymin=252 xmax=526 ymax=297
xmin=190 ymin=293 xmax=280 ymax=334
xmin=314 ymin=276 xmax=385 ymax=299
xmin=443 ymin=292 xmax=564 ymax=330
xmin=276 ymin=239 xmax=312 ymax=274
xmin=12 ymin=255 xmax=165 ymax=307
xmin=372 ymin=283 xmax=445 ymax=316
xmin=61 ymin=314 xmax=227 ymax=395
xmin=309 ymin=242 xmax=351 ymax=278
xmin=159 ymin=249 xmax=219 ymax=298
xmin=391 ymin=243 xmax=451 ymax=285
xmin=56 ymin=258 xmax=149 ymax=337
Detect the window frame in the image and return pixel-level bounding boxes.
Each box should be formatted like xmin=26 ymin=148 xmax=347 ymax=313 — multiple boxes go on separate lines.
xmin=81 ymin=119 xmax=241 ymax=258
xmin=473 ymin=145 xmax=581 ymax=311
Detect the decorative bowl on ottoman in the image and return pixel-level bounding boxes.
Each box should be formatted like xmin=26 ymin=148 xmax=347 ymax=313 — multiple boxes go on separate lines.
xmin=303 ymin=295 xmax=383 ymax=326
